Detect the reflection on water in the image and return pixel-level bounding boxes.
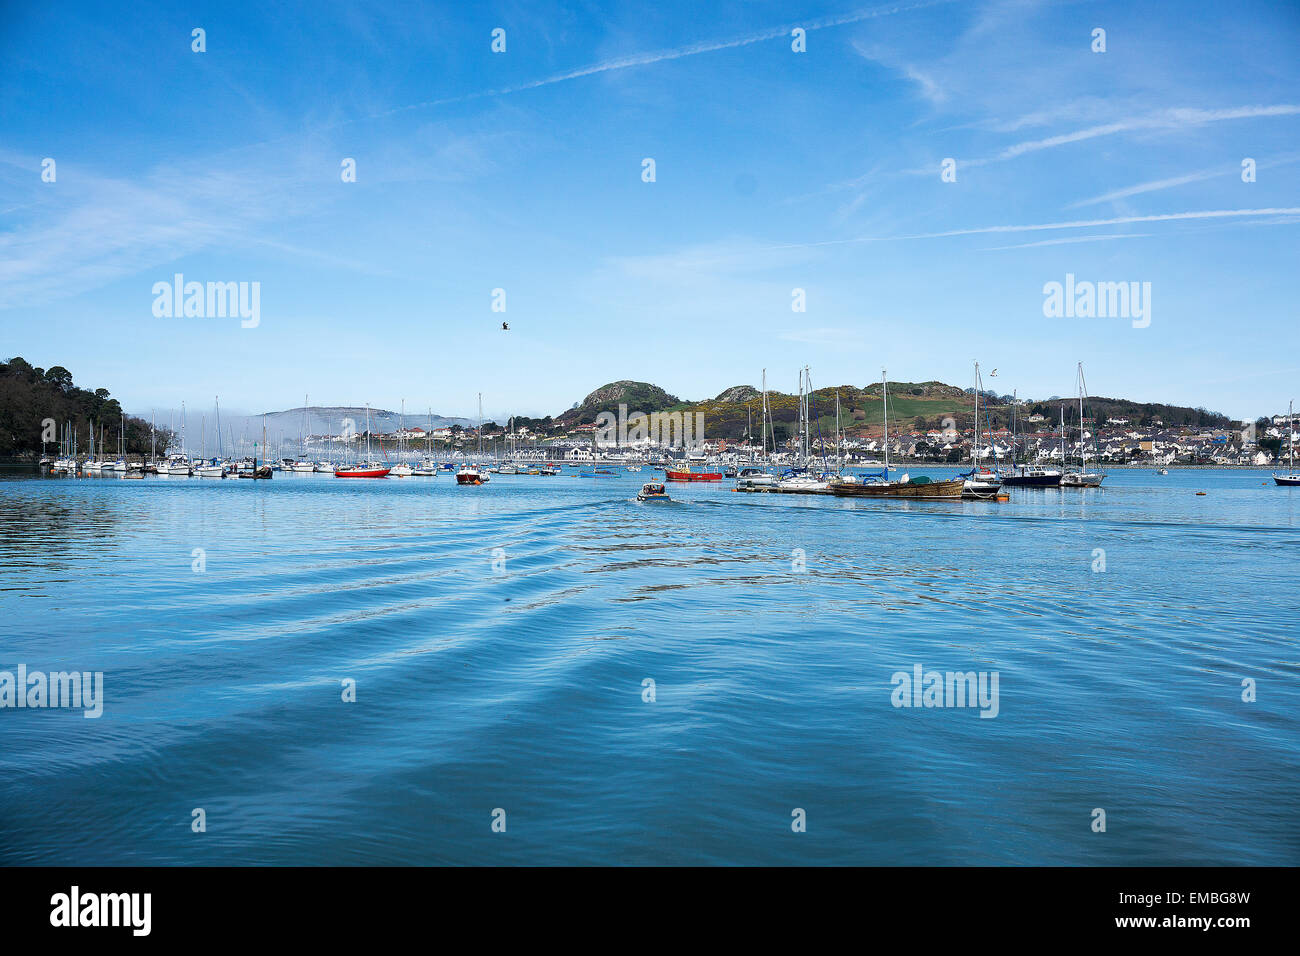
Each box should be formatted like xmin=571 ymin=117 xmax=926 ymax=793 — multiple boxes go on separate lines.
xmin=0 ymin=468 xmax=1297 ymax=865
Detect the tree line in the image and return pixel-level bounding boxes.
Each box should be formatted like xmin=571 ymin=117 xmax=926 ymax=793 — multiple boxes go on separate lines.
xmin=0 ymin=357 xmax=175 ymax=459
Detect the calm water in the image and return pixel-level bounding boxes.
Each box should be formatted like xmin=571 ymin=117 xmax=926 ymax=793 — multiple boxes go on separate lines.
xmin=1 ymin=466 xmax=1297 ymax=865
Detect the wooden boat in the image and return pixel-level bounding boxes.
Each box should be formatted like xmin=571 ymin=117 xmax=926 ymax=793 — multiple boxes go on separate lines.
xmin=637 ymin=482 xmax=670 ymax=501
xmin=830 ymin=475 xmax=964 ymax=499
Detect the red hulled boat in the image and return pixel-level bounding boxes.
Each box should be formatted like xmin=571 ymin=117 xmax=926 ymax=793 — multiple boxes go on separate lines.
xmin=664 ymin=464 xmax=723 ymax=481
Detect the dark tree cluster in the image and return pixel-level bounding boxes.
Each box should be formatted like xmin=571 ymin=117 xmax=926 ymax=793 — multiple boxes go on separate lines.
xmin=0 ymin=357 xmax=173 ymax=458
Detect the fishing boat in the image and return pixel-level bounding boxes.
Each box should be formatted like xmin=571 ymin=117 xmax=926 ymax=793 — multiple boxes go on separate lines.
xmin=1274 ymin=400 xmax=1300 ymax=486
xmin=1002 ymin=464 xmax=1062 ymax=487
xmin=1061 ymin=363 xmax=1105 ymax=487
xmin=637 ymin=481 xmax=670 ymax=501
xmin=962 ymin=362 xmax=1004 ymax=498
xmin=665 ymin=463 xmax=723 ymax=481
xmin=540 ymin=463 xmax=561 ymax=475
xmin=456 ymin=464 xmax=486 ymax=485
xmin=999 ymin=388 xmax=1061 ymax=486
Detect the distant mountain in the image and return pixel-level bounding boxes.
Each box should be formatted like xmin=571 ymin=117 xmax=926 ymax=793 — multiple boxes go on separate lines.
xmin=250 ymin=406 xmax=474 ymax=436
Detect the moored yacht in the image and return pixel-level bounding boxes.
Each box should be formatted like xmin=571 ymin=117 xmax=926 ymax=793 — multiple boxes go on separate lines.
xmin=1273 ymin=400 xmax=1299 ymax=486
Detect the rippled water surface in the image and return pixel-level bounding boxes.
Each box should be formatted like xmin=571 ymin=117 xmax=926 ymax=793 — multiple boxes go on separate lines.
xmin=1 ymin=467 xmax=1297 ymax=865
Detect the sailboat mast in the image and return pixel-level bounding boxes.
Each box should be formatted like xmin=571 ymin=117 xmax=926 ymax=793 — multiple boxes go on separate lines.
xmin=1060 ymin=405 xmax=1066 ymax=470
xmin=882 ymin=369 xmax=890 ymax=473
xmin=1078 ymin=364 xmax=1086 ymax=472
xmin=974 ymin=362 xmax=980 ymax=469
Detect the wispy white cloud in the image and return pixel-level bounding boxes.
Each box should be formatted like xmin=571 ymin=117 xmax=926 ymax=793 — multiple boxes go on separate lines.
xmin=777 ymin=207 xmax=1300 ymax=248
xmin=347 ymin=0 xmax=966 ymax=129
xmin=981 ymin=233 xmax=1153 ymax=251
xmin=1066 ymin=153 xmax=1300 ymax=208
xmin=974 ymin=104 xmax=1300 ymax=168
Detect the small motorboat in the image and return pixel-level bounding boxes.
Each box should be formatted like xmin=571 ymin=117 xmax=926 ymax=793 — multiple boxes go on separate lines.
xmin=456 ymin=465 xmax=486 ymax=485
xmin=637 ymin=482 xmax=670 ymax=501
xmin=1155 ymin=468 xmax=1169 ymax=475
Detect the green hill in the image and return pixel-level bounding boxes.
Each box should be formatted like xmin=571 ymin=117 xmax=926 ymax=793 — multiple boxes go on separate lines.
xmin=555 ymin=379 xmax=1233 ymax=441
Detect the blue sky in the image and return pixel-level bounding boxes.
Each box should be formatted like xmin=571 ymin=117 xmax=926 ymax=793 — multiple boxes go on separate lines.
xmin=1 ymin=0 xmax=1297 ymax=421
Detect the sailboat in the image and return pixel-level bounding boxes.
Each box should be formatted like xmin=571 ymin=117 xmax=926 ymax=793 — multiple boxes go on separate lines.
xmin=831 ymin=370 xmax=963 ymax=499
xmin=736 ymin=370 xmax=778 ymax=489
xmin=164 ymin=403 xmax=193 ymax=474
xmin=196 ymin=400 xmax=225 ymax=476
xmin=390 ymin=400 xmax=414 ymax=476
xmin=458 ymin=393 xmax=491 ymax=483
xmin=411 ymin=407 xmax=439 ymax=475
xmin=290 ymin=396 xmax=315 ymax=472
xmin=1061 ymin=363 xmax=1105 ymax=487
xmin=334 ymin=405 xmax=390 ymax=477
xmin=962 ymin=361 xmax=1004 ymax=498
xmin=108 ymin=414 xmax=129 ymax=471
xmin=1273 ymin=400 xmax=1300 ymax=486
